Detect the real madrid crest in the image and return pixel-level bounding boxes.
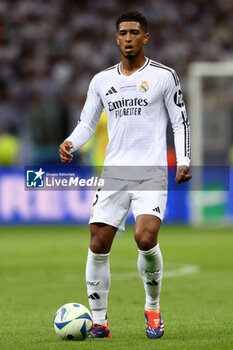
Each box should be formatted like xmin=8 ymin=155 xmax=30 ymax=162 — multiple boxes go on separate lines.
xmin=139 ymin=81 xmax=149 ymax=93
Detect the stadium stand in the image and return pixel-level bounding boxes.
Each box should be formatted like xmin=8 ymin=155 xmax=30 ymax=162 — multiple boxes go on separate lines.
xmin=0 ymin=0 xmax=232 ymax=164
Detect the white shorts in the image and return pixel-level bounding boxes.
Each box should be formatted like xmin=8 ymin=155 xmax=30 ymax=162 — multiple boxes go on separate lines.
xmin=89 ymin=178 xmax=167 ymax=231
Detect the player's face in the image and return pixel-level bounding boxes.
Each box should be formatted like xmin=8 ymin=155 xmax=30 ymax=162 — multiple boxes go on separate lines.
xmin=116 ymin=22 xmax=149 ymax=58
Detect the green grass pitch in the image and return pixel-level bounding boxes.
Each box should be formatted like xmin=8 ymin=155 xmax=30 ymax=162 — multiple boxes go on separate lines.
xmin=0 ymin=225 xmax=233 ymax=350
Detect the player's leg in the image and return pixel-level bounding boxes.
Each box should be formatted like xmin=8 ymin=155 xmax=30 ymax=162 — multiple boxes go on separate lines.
xmin=135 ymin=214 xmax=163 ymax=312
xmin=87 ymin=185 xmax=130 ymax=338
xmin=135 ymin=215 xmax=163 ymax=310
xmin=131 ymin=189 xmax=167 ymax=338
xmin=86 ymin=223 xmax=117 ymax=338
xmin=135 ymin=215 xmax=164 ymax=338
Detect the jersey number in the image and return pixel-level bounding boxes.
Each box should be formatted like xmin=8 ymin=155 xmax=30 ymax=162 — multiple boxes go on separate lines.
xmin=93 ymin=188 xmax=101 ymax=206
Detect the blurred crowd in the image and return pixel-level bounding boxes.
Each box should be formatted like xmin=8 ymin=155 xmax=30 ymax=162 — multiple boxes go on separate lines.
xmin=0 ymin=0 xmax=232 ymax=165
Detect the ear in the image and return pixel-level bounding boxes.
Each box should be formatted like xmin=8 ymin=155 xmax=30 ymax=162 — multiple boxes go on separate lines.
xmin=143 ymin=33 xmax=149 ymax=45
xmin=115 ymin=33 xmax=120 ymax=45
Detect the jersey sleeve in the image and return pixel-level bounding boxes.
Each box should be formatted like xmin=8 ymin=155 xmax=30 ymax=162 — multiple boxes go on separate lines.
xmin=66 ymin=75 xmax=104 ymax=150
xmin=163 ymin=70 xmax=191 ymax=167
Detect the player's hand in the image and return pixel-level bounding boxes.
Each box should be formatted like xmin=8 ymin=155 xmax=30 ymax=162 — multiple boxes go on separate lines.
xmin=59 ymin=141 xmax=74 ymax=163
xmin=175 ymin=165 xmax=192 ymax=184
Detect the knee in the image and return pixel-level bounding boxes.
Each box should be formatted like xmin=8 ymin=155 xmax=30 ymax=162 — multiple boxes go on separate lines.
xmin=135 ymin=227 xmax=159 ymax=251
xmin=90 ymin=224 xmax=115 ymax=254
xmin=90 ymin=234 xmax=109 ymax=254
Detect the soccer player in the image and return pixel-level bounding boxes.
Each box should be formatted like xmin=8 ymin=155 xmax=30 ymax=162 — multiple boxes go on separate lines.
xmin=59 ymin=10 xmax=192 ymax=339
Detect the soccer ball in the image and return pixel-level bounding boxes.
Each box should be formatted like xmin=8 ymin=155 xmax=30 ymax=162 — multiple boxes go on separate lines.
xmin=53 ymin=303 xmax=93 ymax=340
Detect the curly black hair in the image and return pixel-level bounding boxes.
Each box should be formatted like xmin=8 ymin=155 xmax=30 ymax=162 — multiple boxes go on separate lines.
xmin=116 ymin=10 xmax=148 ymax=33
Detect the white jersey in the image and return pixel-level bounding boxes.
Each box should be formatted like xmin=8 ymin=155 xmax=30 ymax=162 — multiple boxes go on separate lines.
xmin=67 ymin=58 xmax=191 ymax=178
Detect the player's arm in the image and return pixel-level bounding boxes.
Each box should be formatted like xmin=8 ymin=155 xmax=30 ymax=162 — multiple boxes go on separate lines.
xmin=59 ymin=76 xmax=104 ymax=163
xmin=163 ymin=70 xmax=192 ymax=184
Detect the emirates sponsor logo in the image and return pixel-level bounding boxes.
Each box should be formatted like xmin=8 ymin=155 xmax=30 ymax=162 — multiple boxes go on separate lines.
xmin=108 ymin=97 xmax=148 ymax=118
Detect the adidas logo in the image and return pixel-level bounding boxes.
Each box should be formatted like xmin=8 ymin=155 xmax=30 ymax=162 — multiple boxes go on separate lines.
xmin=152 ymin=206 xmax=160 ymax=213
xmin=106 ymin=86 xmax=117 ymax=95
xmin=146 ymin=279 xmax=158 ymax=286
xmin=88 ymin=293 xmax=100 ymax=300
